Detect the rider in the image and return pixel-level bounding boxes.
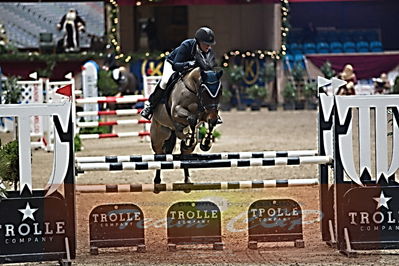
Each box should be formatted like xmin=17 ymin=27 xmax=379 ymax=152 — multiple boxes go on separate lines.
xmin=140 ymin=26 xmax=222 ymax=123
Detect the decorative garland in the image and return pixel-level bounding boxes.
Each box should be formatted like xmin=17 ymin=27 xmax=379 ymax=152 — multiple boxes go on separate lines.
xmin=221 ymin=0 xmax=290 ymax=67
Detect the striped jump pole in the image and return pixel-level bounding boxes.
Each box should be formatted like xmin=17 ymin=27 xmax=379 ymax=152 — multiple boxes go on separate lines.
xmin=76 ymin=150 xmax=318 ymax=163
xmin=75 ymin=178 xmax=319 ymax=193
xmin=79 ymin=131 xmax=150 ymax=139
xmin=77 ymin=119 xmax=151 ymax=128
xmin=76 ymin=156 xmax=332 ymax=171
xmin=75 ymin=95 xmax=147 ymax=105
xmin=76 ymin=109 xmax=143 ymax=117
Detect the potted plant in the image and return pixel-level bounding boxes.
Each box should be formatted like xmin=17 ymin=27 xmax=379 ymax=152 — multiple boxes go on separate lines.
xmin=291 ymin=63 xmax=306 ymax=110
xmin=263 ymin=62 xmax=277 ymax=111
xmin=303 ymin=80 xmax=318 ymax=110
xmin=391 ymin=76 xmax=399 ymax=94
xmin=283 ymin=81 xmax=296 ymax=110
xmin=225 ymin=64 xmax=246 ymax=110
xmin=245 ymin=84 xmax=267 ymax=111
xmin=220 ymin=86 xmax=233 ymax=111
xmin=2 ymin=76 xmax=21 ymax=104
xmin=320 ymin=60 xmax=336 ymax=79
xmin=0 ymin=140 xmax=19 ymax=196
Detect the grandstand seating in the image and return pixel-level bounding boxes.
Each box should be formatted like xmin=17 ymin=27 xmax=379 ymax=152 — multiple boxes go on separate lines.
xmin=303 ymin=42 xmax=316 ymax=54
xmin=356 ymin=41 xmax=369 ymax=53
xmin=316 ymin=42 xmax=329 ymax=54
xmin=329 ymin=41 xmax=343 ymax=53
xmin=343 ymin=41 xmax=356 ymax=53
xmin=286 ymin=28 xmax=383 ymax=55
xmin=0 ymin=2 xmax=104 ymax=49
xmin=370 ymin=41 xmax=383 ymax=52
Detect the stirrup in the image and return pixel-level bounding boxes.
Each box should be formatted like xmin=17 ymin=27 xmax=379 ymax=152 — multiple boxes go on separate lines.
xmin=140 ymin=106 xmax=153 ymax=120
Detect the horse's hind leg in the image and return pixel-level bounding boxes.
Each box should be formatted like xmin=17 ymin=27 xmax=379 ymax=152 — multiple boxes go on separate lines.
xmin=154 ymin=170 xmax=161 ymax=184
xmin=183 ymin=168 xmax=192 ymax=184
xmin=151 ymin=121 xmax=173 ymax=184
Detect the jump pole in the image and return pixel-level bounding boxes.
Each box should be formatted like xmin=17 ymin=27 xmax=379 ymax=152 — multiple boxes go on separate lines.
xmin=79 ymin=131 xmax=150 ymax=139
xmin=75 ymin=95 xmax=147 ymax=105
xmin=77 ymin=119 xmax=150 ymax=128
xmin=76 ymin=150 xmax=319 ymax=163
xmin=76 ymin=156 xmax=332 ymax=171
xmin=76 ymin=108 xmax=143 ymax=117
xmin=75 ymin=178 xmax=319 ymax=193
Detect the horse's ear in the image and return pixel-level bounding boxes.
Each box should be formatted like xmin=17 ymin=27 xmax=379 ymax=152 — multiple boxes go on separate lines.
xmin=216 ymin=70 xmax=223 ymax=79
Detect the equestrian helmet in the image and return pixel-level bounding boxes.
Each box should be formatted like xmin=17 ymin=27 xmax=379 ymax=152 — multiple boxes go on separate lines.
xmin=195 ymin=27 xmax=216 ymax=45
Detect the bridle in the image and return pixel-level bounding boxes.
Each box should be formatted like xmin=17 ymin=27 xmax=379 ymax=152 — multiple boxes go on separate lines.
xmin=183 ymin=73 xmax=221 ymax=113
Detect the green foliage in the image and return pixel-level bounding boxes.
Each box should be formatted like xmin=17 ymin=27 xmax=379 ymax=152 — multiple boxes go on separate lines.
xmin=291 ymin=63 xmax=305 ymax=82
xmin=2 ymin=76 xmax=21 ymax=104
xmin=221 ymin=87 xmax=232 ymax=104
xmin=303 ymin=80 xmax=317 ymax=99
xmin=225 ymin=64 xmax=244 ymax=84
xmin=320 ymin=61 xmax=336 ymax=79
xmin=198 ymin=126 xmax=221 ymax=140
xmin=392 ymin=76 xmax=399 ymax=94
xmin=74 ymin=135 xmax=82 ymax=152
xmin=264 ymin=62 xmax=276 ymax=83
xmin=97 ymin=69 xmax=118 ymax=96
xmin=79 ymin=125 xmax=112 ymax=134
xmin=0 ymin=140 xmax=19 ymax=194
xmin=283 ymin=81 xmax=296 ymax=102
xmin=246 ymin=84 xmax=267 ymax=100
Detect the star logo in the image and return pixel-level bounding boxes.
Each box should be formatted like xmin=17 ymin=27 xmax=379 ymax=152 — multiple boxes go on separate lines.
xmin=373 ymin=191 xmax=392 ymax=210
xmin=18 ymin=202 xmax=38 ymax=222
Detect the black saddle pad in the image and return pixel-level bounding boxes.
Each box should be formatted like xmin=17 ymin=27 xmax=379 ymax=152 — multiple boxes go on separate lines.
xmin=160 ymin=71 xmax=181 ymax=104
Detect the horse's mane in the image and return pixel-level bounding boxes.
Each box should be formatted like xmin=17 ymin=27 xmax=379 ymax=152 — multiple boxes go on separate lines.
xmin=182 ymin=67 xmax=201 ymax=91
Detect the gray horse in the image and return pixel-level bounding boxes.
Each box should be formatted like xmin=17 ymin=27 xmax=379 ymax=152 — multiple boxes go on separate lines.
xmin=150 ymin=67 xmax=223 ymax=184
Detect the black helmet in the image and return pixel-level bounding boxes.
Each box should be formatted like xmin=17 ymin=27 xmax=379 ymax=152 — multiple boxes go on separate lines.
xmin=195 ymin=27 xmax=216 ymax=45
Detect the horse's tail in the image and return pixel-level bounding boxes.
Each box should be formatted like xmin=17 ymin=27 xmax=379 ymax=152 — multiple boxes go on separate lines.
xmin=163 ymin=130 xmax=176 ymax=154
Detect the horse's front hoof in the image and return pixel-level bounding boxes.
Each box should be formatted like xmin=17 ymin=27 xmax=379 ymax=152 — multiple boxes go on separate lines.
xmin=200 ymin=143 xmax=212 ymax=151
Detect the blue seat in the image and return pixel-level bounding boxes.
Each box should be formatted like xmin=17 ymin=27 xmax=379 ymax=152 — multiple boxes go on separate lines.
xmin=356 ymin=41 xmax=369 ymax=53
xmin=284 ymin=54 xmax=295 ymax=70
xmin=303 ymin=42 xmax=316 ymax=54
xmin=370 ymin=41 xmax=383 ymax=52
xmin=343 ymin=41 xmax=356 ymax=53
xmin=329 ymin=41 xmax=343 ymax=53
xmin=294 ymin=54 xmax=305 ymax=68
xmin=316 ymin=42 xmax=329 ymax=54
xmin=288 ymin=42 xmax=303 ymax=55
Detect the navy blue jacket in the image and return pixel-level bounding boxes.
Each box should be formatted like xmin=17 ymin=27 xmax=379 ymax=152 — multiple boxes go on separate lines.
xmin=167 ymin=39 xmax=216 ymax=72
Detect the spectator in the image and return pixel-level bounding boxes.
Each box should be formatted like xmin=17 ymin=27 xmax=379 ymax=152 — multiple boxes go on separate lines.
xmin=337 ymin=64 xmax=357 ymax=95
xmin=373 ymin=73 xmax=391 ymax=94
xmin=57 ymin=8 xmax=86 ymax=52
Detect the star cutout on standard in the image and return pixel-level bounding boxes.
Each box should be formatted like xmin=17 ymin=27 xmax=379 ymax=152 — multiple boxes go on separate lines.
xmin=18 ymin=202 xmax=38 ymax=222
xmin=373 ymin=191 xmax=392 ymax=210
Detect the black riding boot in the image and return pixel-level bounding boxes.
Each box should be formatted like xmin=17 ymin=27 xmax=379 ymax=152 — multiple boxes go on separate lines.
xmin=141 ymin=84 xmax=165 ymax=120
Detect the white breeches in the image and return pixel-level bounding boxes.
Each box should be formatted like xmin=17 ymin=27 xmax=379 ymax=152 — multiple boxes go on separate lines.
xmin=160 ymin=60 xmax=174 ymax=90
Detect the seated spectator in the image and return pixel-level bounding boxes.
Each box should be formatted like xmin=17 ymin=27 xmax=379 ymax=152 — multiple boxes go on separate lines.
xmin=373 ymin=73 xmax=391 ymax=94
xmin=337 ymin=64 xmax=357 ymax=95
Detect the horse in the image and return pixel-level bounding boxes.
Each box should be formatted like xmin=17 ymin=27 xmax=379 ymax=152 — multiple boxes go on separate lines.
xmin=150 ymin=67 xmax=223 ymax=184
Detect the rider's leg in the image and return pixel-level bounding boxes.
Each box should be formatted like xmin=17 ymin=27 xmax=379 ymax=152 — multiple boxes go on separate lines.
xmin=141 ymin=60 xmax=174 ymax=120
